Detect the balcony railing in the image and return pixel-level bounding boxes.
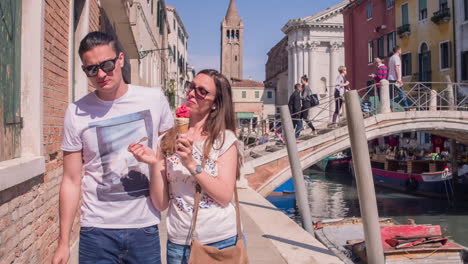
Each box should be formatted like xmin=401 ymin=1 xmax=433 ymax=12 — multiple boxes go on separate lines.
xmin=431 ymin=7 xmax=451 ymax=24
xmin=397 ymin=24 xmax=411 ymax=37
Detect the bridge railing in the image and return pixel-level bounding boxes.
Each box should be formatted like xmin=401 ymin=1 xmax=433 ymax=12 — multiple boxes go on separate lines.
xmin=241 ymin=81 xmax=468 ymax=152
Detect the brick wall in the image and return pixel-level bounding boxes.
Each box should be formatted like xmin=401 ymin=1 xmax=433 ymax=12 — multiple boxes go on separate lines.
xmin=0 ymin=1 xmax=114 ymax=263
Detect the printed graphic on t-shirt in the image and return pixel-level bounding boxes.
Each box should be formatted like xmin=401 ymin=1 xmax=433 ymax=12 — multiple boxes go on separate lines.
xmin=88 ymin=110 xmax=154 ymax=201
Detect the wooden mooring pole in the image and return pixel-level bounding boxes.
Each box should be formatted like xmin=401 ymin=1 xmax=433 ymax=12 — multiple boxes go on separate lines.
xmin=279 ymin=105 xmax=314 ymax=234
xmin=344 ymin=90 xmax=385 ymax=264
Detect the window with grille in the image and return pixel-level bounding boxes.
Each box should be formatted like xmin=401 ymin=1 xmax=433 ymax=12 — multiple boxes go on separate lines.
xmin=255 ymin=91 xmax=260 ymax=98
xmin=402 ymin=3 xmax=409 ymax=25
xmin=387 ymin=32 xmax=396 ymax=56
xmin=242 ymin=91 xmax=247 ymax=98
xmin=367 ymin=2 xmax=373 ymax=19
xmin=465 ymin=0 xmax=468 ymax=21
xmin=368 ymin=40 xmax=374 ymax=64
xmin=439 ymin=41 xmax=451 ymax=70
xmin=462 ymin=51 xmax=468 ymax=80
xmin=419 ymin=0 xmax=427 ymax=20
xmin=267 ymin=91 xmax=273 ymax=99
xmin=402 ymin=53 xmax=412 ymax=77
xmin=387 ymin=0 xmax=394 ymax=8
xmin=377 ymin=36 xmax=384 ymax=59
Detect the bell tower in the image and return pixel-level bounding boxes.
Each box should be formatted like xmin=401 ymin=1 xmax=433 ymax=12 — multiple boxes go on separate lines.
xmin=221 ymin=0 xmax=243 ymax=81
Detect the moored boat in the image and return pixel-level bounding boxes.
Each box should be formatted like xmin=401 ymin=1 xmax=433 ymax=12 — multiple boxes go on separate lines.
xmin=369 ymin=158 xmax=454 ymax=199
xmin=314 ymin=217 xmax=468 ymax=264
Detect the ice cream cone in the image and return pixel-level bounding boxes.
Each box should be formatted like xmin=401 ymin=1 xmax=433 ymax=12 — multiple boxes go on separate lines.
xmin=175 ymin=117 xmax=189 ymax=134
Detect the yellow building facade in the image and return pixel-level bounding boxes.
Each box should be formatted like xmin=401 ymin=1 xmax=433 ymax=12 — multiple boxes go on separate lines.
xmin=395 ymin=0 xmax=454 ymax=88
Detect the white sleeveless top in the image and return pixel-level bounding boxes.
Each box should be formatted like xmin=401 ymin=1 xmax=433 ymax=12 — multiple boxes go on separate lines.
xmin=165 ymin=130 xmax=241 ymax=245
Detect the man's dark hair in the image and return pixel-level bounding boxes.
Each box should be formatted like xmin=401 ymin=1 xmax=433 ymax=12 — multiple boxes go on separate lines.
xmin=78 ymin=31 xmax=118 ymax=58
xmin=301 ymin=75 xmax=308 ymax=82
xmin=393 ymin=45 xmax=401 ymax=53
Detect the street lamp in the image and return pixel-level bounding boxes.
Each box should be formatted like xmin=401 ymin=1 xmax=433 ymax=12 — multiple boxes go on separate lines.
xmin=138 ymin=47 xmax=173 ymax=59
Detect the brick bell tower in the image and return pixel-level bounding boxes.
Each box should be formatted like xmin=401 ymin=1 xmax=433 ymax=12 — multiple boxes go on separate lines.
xmin=221 ymin=0 xmax=243 ymax=81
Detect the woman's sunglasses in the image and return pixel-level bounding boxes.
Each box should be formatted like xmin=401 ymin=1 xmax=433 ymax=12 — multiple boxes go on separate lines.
xmin=82 ymin=54 xmax=120 ymax=77
xmin=184 ymin=81 xmax=211 ymax=99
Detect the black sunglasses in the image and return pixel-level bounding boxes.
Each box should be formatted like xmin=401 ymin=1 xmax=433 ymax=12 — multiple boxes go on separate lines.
xmin=82 ymin=54 xmax=120 ymax=77
xmin=184 ymin=81 xmax=211 ymax=99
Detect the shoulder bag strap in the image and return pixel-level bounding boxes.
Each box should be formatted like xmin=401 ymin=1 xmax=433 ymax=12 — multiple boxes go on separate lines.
xmin=188 ymin=183 xmax=243 ymax=241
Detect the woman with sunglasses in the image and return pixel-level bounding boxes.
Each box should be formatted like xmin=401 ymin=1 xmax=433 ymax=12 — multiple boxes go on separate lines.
xmin=128 ymin=69 xmax=244 ymax=263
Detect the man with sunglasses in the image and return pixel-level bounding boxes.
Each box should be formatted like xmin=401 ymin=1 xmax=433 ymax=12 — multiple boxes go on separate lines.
xmin=52 ymin=31 xmax=174 ymax=264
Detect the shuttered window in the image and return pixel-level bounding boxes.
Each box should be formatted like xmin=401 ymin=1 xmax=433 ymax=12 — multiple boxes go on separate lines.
xmin=402 ymin=3 xmax=409 ymax=25
xmin=0 ymin=0 xmax=22 ymax=161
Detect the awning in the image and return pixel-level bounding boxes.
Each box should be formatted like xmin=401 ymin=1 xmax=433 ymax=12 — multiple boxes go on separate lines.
xmin=236 ymin=112 xmax=254 ymax=119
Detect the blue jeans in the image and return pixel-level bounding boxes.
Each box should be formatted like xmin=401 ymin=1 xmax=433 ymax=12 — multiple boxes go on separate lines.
xmin=292 ymin=119 xmax=303 ymax=138
xmin=166 ymin=234 xmax=245 ymax=264
xmin=389 ymin=81 xmax=409 ymax=110
xmin=79 ymin=225 xmax=161 ymax=264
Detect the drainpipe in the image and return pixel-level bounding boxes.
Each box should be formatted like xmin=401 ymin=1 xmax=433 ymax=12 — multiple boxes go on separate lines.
xmin=345 ymin=90 xmax=385 ymax=264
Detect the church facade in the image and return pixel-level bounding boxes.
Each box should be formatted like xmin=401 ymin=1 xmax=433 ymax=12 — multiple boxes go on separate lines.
xmin=267 ymin=1 xmax=347 ymax=126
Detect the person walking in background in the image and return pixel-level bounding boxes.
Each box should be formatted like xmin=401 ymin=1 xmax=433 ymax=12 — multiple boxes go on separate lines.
xmin=388 ymin=46 xmax=409 ymax=110
xmin=300 ymin=75 xmax=317 ymax=135
xmin=128 ymin=69 xmax=245 ymax=264
xmin=52 ymin=32 xmax=174 ymax=264
xmin=369 ymin=57 xmax=388 ymax=97
xmin=288 ymin=83 xmax=303 ymax=139
xmin=331 ymin=66 xmax=349 ymax=127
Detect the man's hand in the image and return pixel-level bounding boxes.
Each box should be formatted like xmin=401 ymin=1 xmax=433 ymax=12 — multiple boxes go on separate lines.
xmin=51 ymin=243 xmax=70 ymax=264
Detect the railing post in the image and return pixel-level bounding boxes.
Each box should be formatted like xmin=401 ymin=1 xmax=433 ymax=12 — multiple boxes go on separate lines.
xmin=345 ymin=90 xmax=385 ymax=264
xmin=430 ymin=89 xmax=438 ymax=111
xmin=445 ymin=75 xmax=455 ymax=110
xmin=379 ymin=79 xmax=391 ymax=113
xmin=279 ymin=105 xmax=314 ymax=234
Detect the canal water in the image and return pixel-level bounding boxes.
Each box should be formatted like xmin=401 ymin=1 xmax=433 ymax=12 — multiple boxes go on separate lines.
xmin=266 ymin=167 xmax=468 ymax=247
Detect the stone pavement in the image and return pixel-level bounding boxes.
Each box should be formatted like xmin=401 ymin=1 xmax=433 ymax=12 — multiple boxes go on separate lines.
xmin=159 ymin=187 xmax=342 ymax=264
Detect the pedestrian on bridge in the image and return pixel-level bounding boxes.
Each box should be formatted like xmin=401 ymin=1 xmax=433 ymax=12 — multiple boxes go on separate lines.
xmin=288 ymin=83 xmax=303 ymax=138
xmin=388 ymin=46 xmax=410 ymax=110
xmin=331 ymin=66 xmax=350 ymax=127
xmin=300 ymin=75 xmax=317 ymax=135
xmin=128 ymin=69 xmax=246 ymax=264
xmin=369 ymin=57 xmax=388 ymax=97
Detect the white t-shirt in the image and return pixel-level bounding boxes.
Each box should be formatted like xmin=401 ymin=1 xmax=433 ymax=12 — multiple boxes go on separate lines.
xmin=335 ymin=75 xmax=346 ymax=97
xmin=388 ymin=54 xmax=401 ymax=81
xmin=166 ymin=130 xmax=241 ymax=245
xmin=61 ymin=85 xmax=174 ymax=228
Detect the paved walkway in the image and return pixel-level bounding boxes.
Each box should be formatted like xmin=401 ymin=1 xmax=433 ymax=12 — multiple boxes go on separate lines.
xmin=159 ymin=187 xmax=342 ymax=264
xmin=159 ymin=205 xmax=286 ymax=263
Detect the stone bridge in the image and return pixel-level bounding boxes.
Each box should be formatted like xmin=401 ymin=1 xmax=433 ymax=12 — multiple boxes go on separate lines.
xmin=241 ymin=110 xmax=468 ymax=197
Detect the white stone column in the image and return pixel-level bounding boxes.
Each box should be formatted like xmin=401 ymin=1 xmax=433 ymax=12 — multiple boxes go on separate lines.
xmin=329 ymin=42 xmax=340 ymax=120
xmin=308 ymin=41 xmax=320 ymax=94
xmin=287 ymin=46 xmax=293 ymax=97
xmin=297 ymin=43 xmax=304 ymax=83
xmin=303 ymin=43 xmax=309 ymax=80
xmin=292 ymin=44 xmax=298 ymax=86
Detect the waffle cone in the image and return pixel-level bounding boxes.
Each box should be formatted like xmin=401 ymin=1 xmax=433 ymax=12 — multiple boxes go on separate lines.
xmin=175 ymin=118 xmax=189 ymax=134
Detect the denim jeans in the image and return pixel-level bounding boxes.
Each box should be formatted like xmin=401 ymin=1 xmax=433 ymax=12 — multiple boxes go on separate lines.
xmin=79 ymin=225 xmax=161 ymax=264
xmin=389 ymin=80 xmax=409 ymax=110
xmin=166 ymin=234 xmax=246 ymax=264
xmin=292 ymin=119 xmax=303 ymax=138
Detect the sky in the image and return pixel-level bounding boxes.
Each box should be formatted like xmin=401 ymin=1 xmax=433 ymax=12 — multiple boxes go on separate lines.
xmin=167 ymin=0 xmax=344 ymax=82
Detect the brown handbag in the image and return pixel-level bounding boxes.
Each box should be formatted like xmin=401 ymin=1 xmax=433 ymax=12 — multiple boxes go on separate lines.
xmin=187 ymin=183 xmax=248 ymax=264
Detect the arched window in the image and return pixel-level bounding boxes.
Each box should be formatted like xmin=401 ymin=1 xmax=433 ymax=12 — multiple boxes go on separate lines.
xmin=236 ymin=30 xmax=239 ymax=39
xmin=226 ymin=30 xmax=230 ymax=39
xmin=420 ymin=42 xmax=428 ymax=53
xmin=231 ymin=30 xmax=235 ymax=39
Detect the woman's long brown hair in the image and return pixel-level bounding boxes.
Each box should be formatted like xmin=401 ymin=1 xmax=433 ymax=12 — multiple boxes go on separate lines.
xmin=160 ymin=69 xmax=242 ymax=179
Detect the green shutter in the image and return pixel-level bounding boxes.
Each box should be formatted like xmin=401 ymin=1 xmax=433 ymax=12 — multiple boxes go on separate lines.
xmin=0 ymin=0 xmax=22 ymax=161
xmin=419 ymin=0 xmax=427 ymax=10
xmin=402 ymin=4 xmax=409 ymax=25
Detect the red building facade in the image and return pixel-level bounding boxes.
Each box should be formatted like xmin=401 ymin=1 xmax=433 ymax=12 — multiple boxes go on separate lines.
xmin=343 ymin=0 xmax=396 ymax=90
